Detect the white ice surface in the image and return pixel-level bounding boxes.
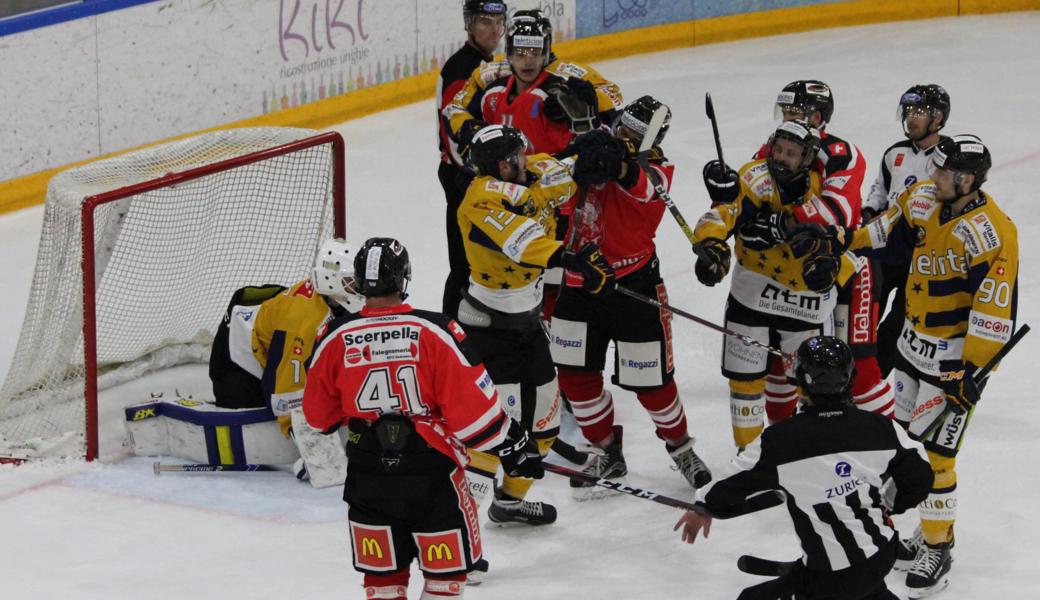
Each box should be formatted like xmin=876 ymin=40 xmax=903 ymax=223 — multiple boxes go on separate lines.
xmin=2 ymin=12 xmax=1040 ymax=599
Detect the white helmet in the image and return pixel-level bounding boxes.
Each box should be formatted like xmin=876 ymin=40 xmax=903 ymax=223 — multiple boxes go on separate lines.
xmin=313 ymin=238 xmax=363 ymax=312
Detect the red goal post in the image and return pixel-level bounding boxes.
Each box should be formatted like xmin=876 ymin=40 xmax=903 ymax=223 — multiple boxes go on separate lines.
xmin=0 ymin=128 xmax=345 ymax=461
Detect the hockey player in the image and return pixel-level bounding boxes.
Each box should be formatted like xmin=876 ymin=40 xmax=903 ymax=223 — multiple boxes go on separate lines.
xmin=443 ymin=8 xmax=623 ymax=322
xmin=549 ymin=96 xmax=712 ymax=497
xmin=835 ymin=135 xmax=1018 ymax=597
xmin=456 ymin=124 xmax=614 ymax=525
xmin=208 ymin=238 xmax=363 ymax=485
xmin=691 ymin=119 xmax=859 ymax=451
xmin=302 ymin=237 xmax=545 ymax=600
xmin=862 ymin=85 xmax=952 ymax=378
xmin=674 ymin=336 xmax=933 ymax=600
xmin=438 ymin=1 xmax=509 ymax=319
xmin=704 ymin=79 xmax=893 ymax=422
xmin=443 ymin=9 xmax=623 ymax=157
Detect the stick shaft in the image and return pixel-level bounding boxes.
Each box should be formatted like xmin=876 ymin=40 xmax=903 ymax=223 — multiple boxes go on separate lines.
xmin=153 ymin=462 xmax=280 ymax=474
xmin=615 ymin=286 xmax=789 ymax=360
xmin=706 ymin=92 xmax=727 ymax=170
xmin=544 ymin=462 xmax=700 ymax=511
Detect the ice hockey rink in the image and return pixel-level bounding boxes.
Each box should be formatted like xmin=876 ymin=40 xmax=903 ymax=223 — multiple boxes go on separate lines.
xmin=2 ymin=11 xmax=1039 ymax=599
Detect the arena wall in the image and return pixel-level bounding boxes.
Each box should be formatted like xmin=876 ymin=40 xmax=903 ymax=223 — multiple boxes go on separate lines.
xmin=1 ymin=0 xmax=1036 ymax=214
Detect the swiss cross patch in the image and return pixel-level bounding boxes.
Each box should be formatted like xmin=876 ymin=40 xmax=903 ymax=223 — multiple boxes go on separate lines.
xmin=293 ymin=347 xmax=302 ymax=355
xmin=293 ymin=281 xmax=315 ymax=298
xmin=894 ymin=153 xmax=905 ymax=167
xmin=449 ymin=320 xmax=467 ymax=342
xmin=829 ymin=142 xmax=847 ymax=156
xmin=996 ymin=266 xmax=1006 ymax=276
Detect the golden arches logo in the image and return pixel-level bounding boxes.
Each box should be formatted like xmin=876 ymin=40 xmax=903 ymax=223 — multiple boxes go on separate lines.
xmin=426 ymin=543 xmax=453 ymax=562
xmin=360 ymin=538 xmax=384 ymax=559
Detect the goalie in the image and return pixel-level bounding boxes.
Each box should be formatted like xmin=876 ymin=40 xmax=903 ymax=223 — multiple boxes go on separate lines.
xmin=126 ymin=239 xmax=362 ymax=487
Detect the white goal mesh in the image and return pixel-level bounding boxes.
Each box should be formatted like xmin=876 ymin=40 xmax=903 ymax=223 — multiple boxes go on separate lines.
xmin=0 ymin=127 xmax=344 ymax=460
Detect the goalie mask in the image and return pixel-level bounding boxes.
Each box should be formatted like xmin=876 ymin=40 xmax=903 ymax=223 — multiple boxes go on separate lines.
xmin=616 ymin=95 xmax=671 ymax=147
xmin=353 ymin=237 xmax=411 ymax=300
xmin=775 ymin=80 xmax=834 ymax=128
xmin=767 ymin=119 xmax=821 ymax=184
xmin=313 ymin=238 xmax=363 ymax=312
xmin=795 ymin=336 xmax=855 ymax=409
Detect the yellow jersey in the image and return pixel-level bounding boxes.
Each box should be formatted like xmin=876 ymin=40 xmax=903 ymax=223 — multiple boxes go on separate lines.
xmin=693 ymin=159 xmax=859 ymax=324
xmin=458 ymin=153 xmax=577 ymax=314
xmin=851 ymin=182 xmax=1018 ymax=374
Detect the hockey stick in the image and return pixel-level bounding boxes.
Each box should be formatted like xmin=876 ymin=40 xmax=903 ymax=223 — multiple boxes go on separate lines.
xmin=634 ymin=106 xmax=703 ymax=255
xmin=919 ymin=323 xmax=1031 ymax=439
xmin=544 ymin=462 xmax=702 ymax=511
xmin=737 ymin=555 xmax=798 ymax=577
xmin=705 ymin=92 xmax=728 ymax=172
xmin=550 ymin=438 xmax=590 ymax=465
xmin=614 ymin=285 xmax=791 ymax=362
xmin=153 ymin=462 xmax=281 ymax=474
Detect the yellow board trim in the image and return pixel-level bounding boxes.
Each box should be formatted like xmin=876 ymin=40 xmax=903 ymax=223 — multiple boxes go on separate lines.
xmin=2 ymin=0 xmax=1036 ymax=215
xmin=215 ymin=425 xmax=235 ymax=465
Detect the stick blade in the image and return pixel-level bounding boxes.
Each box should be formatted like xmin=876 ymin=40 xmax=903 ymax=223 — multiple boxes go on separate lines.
xmin=638 ymin=105 xmax=669 ymax=154
xmin=737 ymin=555 xmax=798 ymax=577
xmin=705 ymin=92 xmax=715 ymax=119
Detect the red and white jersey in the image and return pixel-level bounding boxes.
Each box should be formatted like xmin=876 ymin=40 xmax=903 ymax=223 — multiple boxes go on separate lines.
xmin=303 ymin=304 xmax=509 ymax=467
xmin=566 ymin=156 xmax=674 ymax=285
xmin=756 ymin=130 xmax=865 ymax=228
xmin=481 ymin=70 xmax=573 ymax=155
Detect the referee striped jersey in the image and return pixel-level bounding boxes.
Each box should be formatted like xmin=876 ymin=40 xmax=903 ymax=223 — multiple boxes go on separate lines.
xmin=697 ymin=406 xmax=932 ymax=571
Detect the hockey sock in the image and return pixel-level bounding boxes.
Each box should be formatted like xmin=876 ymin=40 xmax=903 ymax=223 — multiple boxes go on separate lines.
xmin=420 ymin=573 xmax=467 ymax=599
xmin=730 ymin=378 xmax=766 ymax=450
xmin=636 ymin=380 xmax=688 ymax=442
xmin=364 ymin=571 xmax=410 ymax=600
xmin=851 ymin=357 xmax=895 ymax=418
xmin=558 ymin=369 xmax=614 ymax=444
xmin=465 ymin=450 xmax=500 ymax=509
xmin=764 ymin=358 xmax=798 ymax=424
xmin=920 ymin=451 xmax=957 ymax=545
xmin=500 ymin=436 xmax=555 ymax=500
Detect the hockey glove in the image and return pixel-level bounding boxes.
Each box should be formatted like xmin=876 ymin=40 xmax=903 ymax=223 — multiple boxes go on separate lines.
xmin=702 ymin=160 xmax=740 ymax=204
xmin=777 ymin=173 xmax=811 ymax=205
xmin=938 ymin=359 xmax=982 ymax=415
xmin=786 ymin=222 xmax=849 ymax=259
xmin=565 ymin=77 xmax=599 ymax=108
xmin=457 ymin=119 xmax=488 ymax=160
xmin=801 ymin=253 xmax=841 ymax=293
xmin=572 ymin=137 xmax=624 ymax=186
xmin=738 ymin=211 xmax=794 ymax=251
xmin=860 ymin=206 xmax=880 ymax=224
xmin=496 ymin=420 xmax=544 ymax=479
xmin=563 ymin=128 xmax=614 ymax=157
xmin=693 ymin=238 xmax=731 ymax=287
xmin=562 ymin=243 xmax=616 ymax=295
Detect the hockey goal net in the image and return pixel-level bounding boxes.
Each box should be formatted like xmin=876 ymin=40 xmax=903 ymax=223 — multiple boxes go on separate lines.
xmin=0 ymin=127 xmax=345 ymax=461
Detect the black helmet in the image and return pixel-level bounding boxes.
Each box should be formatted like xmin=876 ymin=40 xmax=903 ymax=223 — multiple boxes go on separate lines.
xmin=931 ymin=134 xmax=991 ymax=193
xmin=795 ymin=336 xmax=855 ymax=407
xmin=775 ymin=80 xmax=834 ymax=128
xmin=617 ymin=95 xmax=671 ymax=147
xmin=464 ymin=1 xmax=508 ymax=25
xmin=899 ymin=84 xmax=950 ymax=128
xmin=507 ymin=9 xmax=552 ymax=65
xmin=353 ymin=237 xmax=411 ymax=299
xmin=766 ymin=119 xmax=821 ymax=183
xmin=467 ymin=124 xmax=529 ymax=177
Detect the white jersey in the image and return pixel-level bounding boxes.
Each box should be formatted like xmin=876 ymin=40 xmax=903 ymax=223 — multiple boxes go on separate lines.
xmin=863 ymin=137 xmax=946 ymax=214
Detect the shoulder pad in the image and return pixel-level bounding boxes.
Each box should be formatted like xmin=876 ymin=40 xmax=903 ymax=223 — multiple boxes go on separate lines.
xmin=483 ymin=179 xmax=530 ymax=206
xmin=478 ymin=60 xmax=511 ymax=86
xmin=550 ymin=61 xmax=589 ymax=79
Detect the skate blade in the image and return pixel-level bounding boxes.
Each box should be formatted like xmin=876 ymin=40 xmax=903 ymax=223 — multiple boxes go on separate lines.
xmin=907 ymin=577 xmax=950 ymax=599
xmin=465 ymin=572 xmax=485 ymax=586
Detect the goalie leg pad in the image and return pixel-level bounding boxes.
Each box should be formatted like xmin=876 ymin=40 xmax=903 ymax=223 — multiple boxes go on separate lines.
xmin=290 ymin=408 xmax=347 ymax=488
xmin=125 ymin=399 xmax=298 ymax=465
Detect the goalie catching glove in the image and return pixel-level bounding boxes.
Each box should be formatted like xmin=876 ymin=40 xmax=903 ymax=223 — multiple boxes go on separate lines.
xmin=495 ymin=420 xmax=544 ymax=479
xmin=561 ymin=242 xmax=616 ymax=295
xmin=692 ymin=238 xmax=731 ymax=287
